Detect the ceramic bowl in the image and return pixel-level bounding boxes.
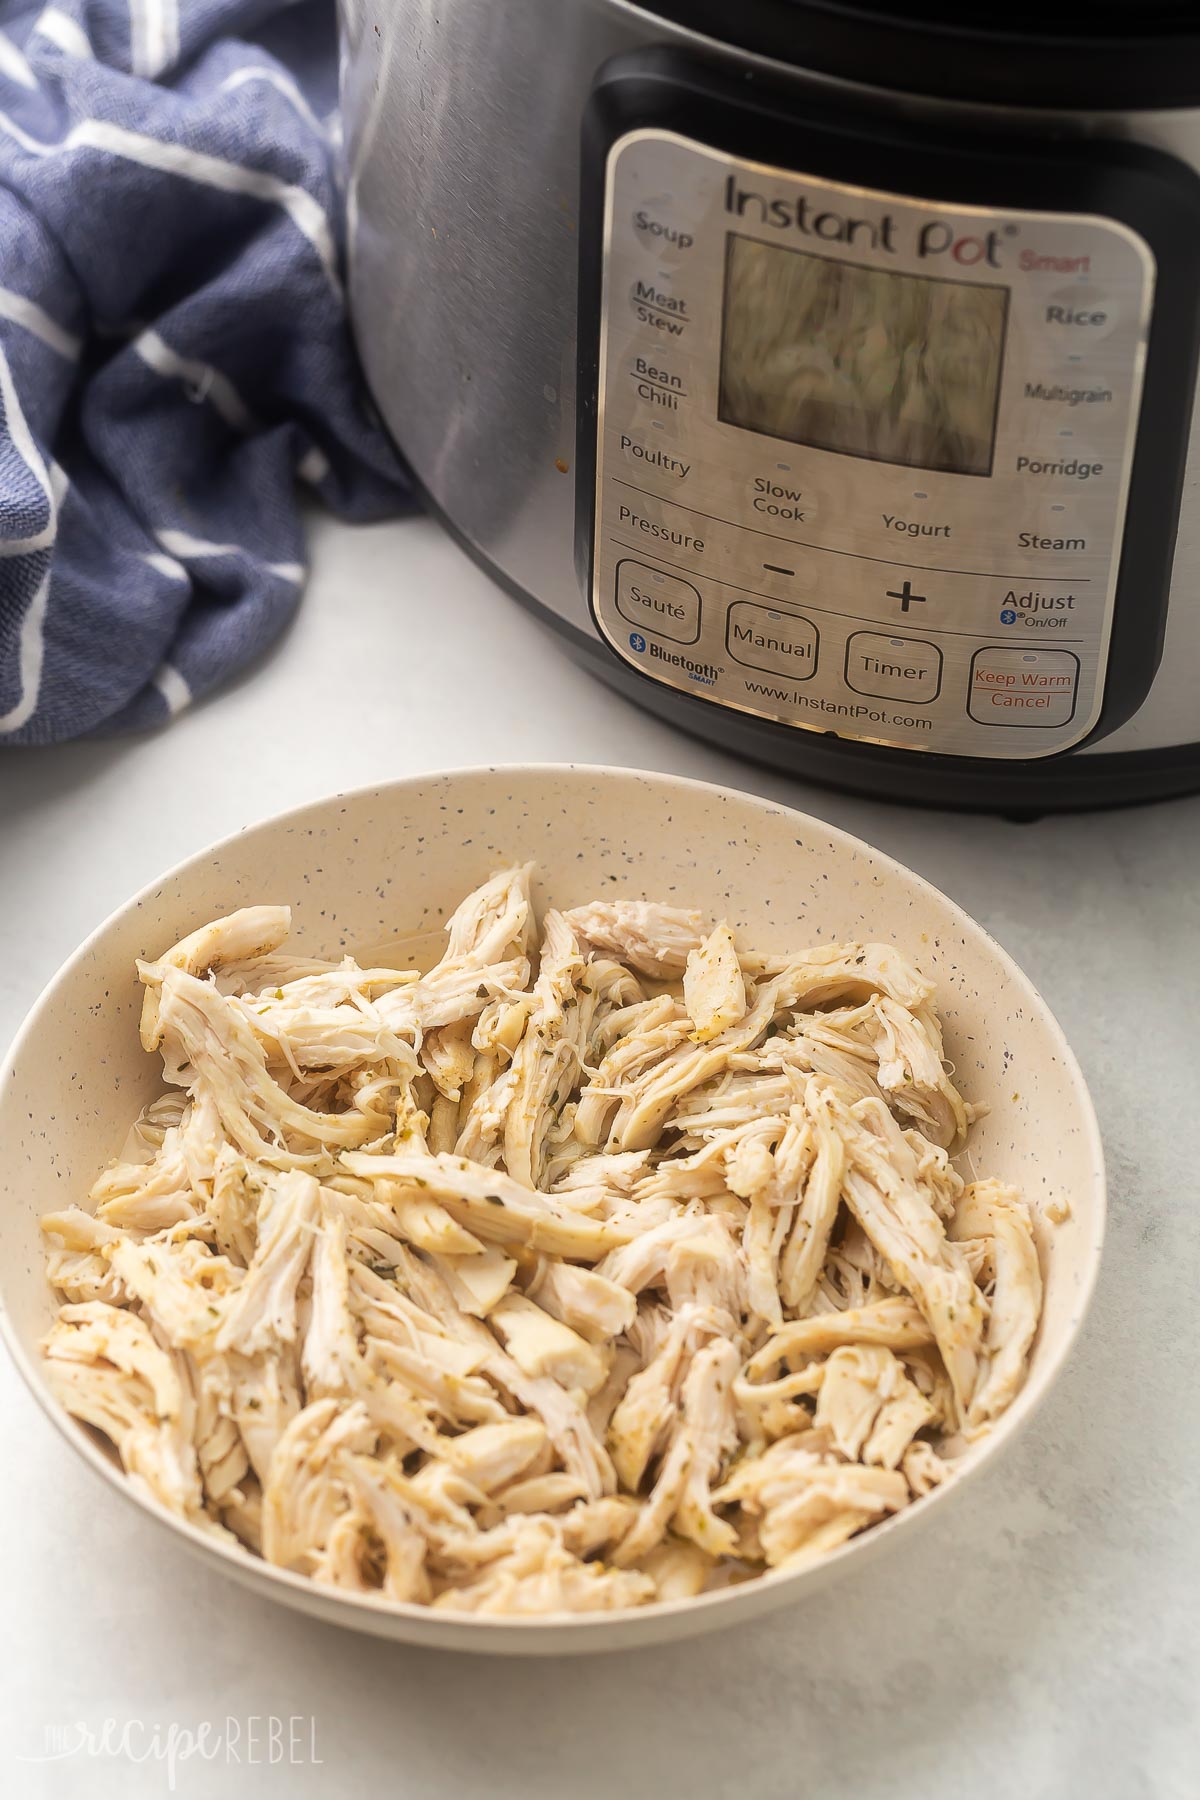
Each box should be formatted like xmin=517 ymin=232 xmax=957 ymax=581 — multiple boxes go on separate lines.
xmin=0 ymin=765 xmax=1104 ymax=1653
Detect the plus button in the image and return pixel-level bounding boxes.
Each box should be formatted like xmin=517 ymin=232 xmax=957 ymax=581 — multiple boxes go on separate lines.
xmin=887 ymin=579 xmax=927 ymax=613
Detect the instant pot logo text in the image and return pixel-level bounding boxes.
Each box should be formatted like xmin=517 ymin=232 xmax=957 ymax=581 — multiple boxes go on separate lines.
xmin=723 ymin=175 xmax=1005 ymax=268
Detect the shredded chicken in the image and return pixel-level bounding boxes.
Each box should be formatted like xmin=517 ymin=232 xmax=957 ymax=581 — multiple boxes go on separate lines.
xmin=40 ymin=868 xmax=1043 ymax=1615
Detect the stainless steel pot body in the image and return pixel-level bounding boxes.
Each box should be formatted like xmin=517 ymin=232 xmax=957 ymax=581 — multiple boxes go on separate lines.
xmin=337 ymin=0 xmax=1200 ymax=778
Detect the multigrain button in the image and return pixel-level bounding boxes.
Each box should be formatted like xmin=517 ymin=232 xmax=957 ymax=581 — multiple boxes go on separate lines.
xmin=844 ymin=632 xmax=942 ymax=703
xmin=968 ymin=646 xmax=1079 ymax=727
xmin=615 ymin=559 xmax=701 ymax=645
xmin=725 ymin=601 xmax=818 ymax=680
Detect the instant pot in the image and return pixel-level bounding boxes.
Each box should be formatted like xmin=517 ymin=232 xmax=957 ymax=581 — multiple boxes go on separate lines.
xmin=338 ymin=1 xmax=1200 ymax=809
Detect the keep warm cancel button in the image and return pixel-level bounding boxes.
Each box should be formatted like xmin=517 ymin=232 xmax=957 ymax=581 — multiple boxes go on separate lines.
xmin=968 ymin=646 xmax=1079 ymax=728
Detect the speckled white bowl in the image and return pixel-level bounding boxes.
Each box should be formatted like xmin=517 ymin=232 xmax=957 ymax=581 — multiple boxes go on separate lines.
xmin=0 ymin=765 xmax=1104 ymax=1654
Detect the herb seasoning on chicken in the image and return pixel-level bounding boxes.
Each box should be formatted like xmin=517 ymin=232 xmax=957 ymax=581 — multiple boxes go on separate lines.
xmin=39 ymin=867 xmax=1043 ymax=1615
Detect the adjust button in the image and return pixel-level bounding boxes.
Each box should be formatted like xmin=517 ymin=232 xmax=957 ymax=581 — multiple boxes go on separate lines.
xmin=615 ymin=559 xmax=701 ymax=645
xmin=968 ymin=646 xmax=1079 ymax=727
xmin=844 ymin=632 xmax=942 ymax=704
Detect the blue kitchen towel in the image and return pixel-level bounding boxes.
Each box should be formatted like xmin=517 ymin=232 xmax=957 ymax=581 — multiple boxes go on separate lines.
xmin=0 ymin=0 xmax=411 ymax=744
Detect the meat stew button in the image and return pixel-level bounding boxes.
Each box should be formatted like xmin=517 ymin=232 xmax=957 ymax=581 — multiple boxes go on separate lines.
xmin=844 ymin=631 xmax=941 ymax=703
xmin=615 ymin=559 xmax=701 ymax=644
xmin=968 ymin=646 xmax=1079 ymax=727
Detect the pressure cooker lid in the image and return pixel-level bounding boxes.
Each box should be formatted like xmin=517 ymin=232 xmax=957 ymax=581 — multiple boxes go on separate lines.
xmin=651 ymin=0 xmax=1200 ymax=109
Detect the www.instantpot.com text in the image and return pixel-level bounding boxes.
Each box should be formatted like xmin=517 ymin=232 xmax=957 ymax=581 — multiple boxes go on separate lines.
xmin=742 ymin=683 xmax=934 ymax=733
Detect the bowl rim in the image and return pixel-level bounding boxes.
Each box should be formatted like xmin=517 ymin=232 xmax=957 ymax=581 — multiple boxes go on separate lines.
xmin=0 ymin=760 xmax=1106 ymax=1639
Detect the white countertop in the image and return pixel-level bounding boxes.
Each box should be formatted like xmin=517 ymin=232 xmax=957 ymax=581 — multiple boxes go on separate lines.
xmin=2 ymin=513 xmax=1196 ymax=1800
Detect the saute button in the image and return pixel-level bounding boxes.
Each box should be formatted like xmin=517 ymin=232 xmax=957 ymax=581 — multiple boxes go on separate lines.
xmin=615 ymin=560 xmax=701 ymax=645
xmin=844 ymin=632 xmax=942 ymax=703
xmin=968 ymin=646 xmax=1079 ymax=727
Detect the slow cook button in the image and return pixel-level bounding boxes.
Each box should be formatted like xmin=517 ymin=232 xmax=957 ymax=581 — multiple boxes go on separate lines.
xmin=844 ymin=632 xmax=942 ymax=704
xmin=615 ymin=560 xmax=701 ymax=645
xmin=725 ymin=601 xmax=818 ymax=680
xmin=747 ymin=470 xmax=815 ymax=525
xmin=968 ymin=646 xmax=1080 ymax=727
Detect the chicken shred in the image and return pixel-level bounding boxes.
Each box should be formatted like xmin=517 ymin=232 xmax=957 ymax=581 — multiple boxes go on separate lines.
xmin=40 ymin=867 xmax=1044 ymax=1614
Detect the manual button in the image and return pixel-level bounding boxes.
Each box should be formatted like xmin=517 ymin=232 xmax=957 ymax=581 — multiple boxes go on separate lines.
xmin=725 ymin=601 xmax=818 ymax=679
xmin=615 ymin=560 xmax=701 ymax=645
xmin=968 ymin=646 xmax=1079 ymax=727
xmin=845 ymin=632 xmax=942 ymax=703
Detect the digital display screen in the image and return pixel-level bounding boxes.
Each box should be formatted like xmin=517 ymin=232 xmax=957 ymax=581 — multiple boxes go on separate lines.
xmin=718 ymin=233 xmax=1009 ymax=477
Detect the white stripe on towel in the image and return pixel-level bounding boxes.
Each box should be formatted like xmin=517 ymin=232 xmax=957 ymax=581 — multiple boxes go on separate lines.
xmin=0 ymin=530 xmax=55 ymax=557
xmin=219 ymin=66 xmax=328 ymax=141
xmin=129 ymin=0 xmax=179 ymax=80
xmin=152 ymin=661 xmax=191 ymax=715
xmin=297 ymin=446 xmax=329 ymax=486
xmin=0 ymin=112 xmax=340 ymax=297
xmin=0 ymin=287 xmax=81 ymax=359
xmin=0 ymin=567 xmax=50 ymax=731
xmin=32 ymin=8 xmax=94 ymax=58
xmin=142 ymin=550 xmax=189 ymax=582
xmin=0 ymin=341 xmax=56 ymax=513
xmin=0 ymin=31 xmax=37 ymax=89
xmin=133 ymin=328 xmax=259 ymax=432
xmin=154 ymin=528 xmax=305 ymax=583
xmin=0 ymin=397 xmax=65 ymax=728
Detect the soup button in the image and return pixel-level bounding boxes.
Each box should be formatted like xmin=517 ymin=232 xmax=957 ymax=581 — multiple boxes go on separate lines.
xmin=615 ymin=559 xmax=701 ymax=644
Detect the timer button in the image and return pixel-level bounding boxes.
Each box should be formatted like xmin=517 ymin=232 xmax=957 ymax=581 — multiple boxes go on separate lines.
xmin=845 ymin=632 xmax=942 ymax=704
